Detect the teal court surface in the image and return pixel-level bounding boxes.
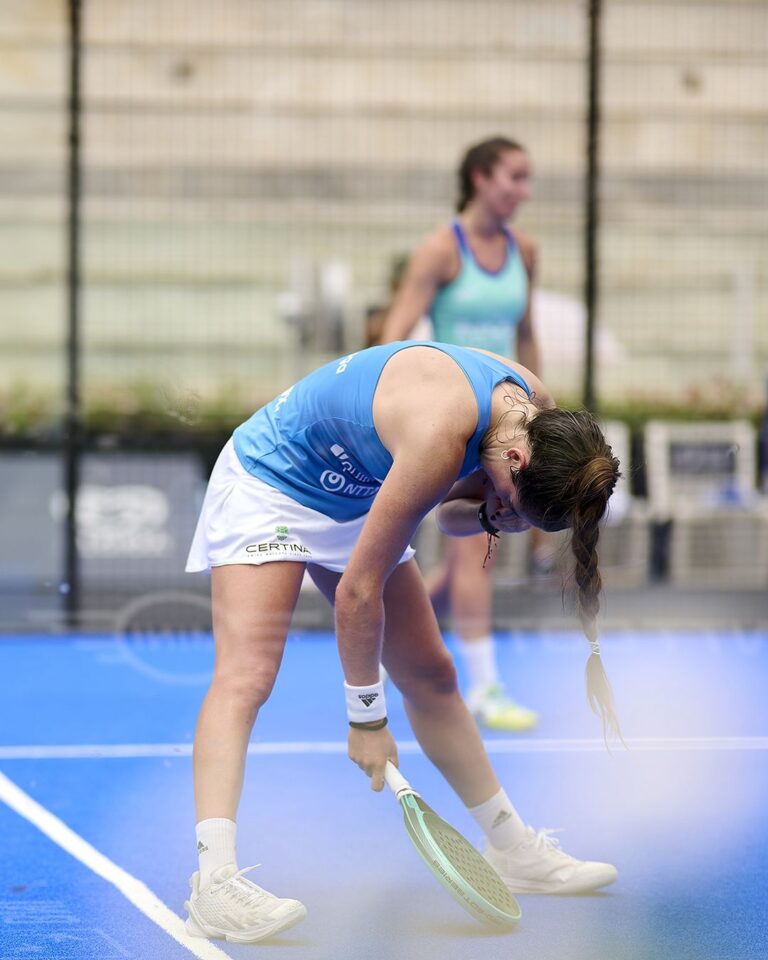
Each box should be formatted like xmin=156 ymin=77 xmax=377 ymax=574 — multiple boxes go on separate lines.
xmin=1 ymin=627 xmax=767 ymax=960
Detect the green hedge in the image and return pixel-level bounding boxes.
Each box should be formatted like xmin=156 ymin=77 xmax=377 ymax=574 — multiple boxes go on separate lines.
xmin=0 ymin=381 xmax=763 ymax=440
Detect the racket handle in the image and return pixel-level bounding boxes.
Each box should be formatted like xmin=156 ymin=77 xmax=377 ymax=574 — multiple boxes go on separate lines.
xmin=384 ymin=760 xmax=419 ymax=800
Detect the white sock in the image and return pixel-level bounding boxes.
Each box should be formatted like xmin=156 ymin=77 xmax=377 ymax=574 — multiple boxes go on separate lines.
xmin=468 ymin=788 xmax=528 ymax=851
xmin=196 ymin=818 xmax=237 ymax=888
xmin=458 ymin=636 xmax=498 ymax=693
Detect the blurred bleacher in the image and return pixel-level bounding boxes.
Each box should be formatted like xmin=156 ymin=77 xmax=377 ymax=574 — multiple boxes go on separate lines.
xmin=0 ymin=0 xmax=766 ymax=405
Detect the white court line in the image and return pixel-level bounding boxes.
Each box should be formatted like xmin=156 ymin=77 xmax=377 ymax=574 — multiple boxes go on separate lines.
xmin=0 ymin=770 xmax=230 ymax=960
xmin=0 ymin=736 xmax=767 ymax=760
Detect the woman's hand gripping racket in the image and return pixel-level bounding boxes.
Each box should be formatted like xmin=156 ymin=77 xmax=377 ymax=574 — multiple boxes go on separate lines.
xmin=384 ymin=761 xmax=521 ymax=927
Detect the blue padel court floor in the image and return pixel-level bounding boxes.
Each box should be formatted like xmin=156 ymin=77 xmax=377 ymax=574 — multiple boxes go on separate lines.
xmin=1 ymin=627 xmax=767 ymax=960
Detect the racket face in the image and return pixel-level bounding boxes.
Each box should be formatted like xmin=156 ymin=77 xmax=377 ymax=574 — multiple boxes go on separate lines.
xmin=401 ymin=795 xmax=520 ymax=927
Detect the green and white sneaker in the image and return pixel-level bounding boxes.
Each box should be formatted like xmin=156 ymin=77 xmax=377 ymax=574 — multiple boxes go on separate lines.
xmin=466 ymin=684 xmax=538 ymax=732
xmin=185 ymin=864 xmax=307 ymax=943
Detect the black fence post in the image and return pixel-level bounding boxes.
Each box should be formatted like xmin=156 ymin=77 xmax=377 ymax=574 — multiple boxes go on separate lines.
xmin=64 ymin=0 xmax=83 ymax=625
xmin=584 ymin=0 xmax=602 ymax=413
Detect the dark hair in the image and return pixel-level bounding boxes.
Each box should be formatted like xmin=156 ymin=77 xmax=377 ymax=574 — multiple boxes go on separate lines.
xmin=515 ymin=408 xmax=623 ymax=738
xmin=457 ymin=136 xmax=526 ymax=212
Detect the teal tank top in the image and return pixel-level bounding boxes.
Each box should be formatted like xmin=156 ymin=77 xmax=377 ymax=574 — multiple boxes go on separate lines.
xmin=430 ymin=220 xmax=529 ymax=358
xmin=232 ymin=341 xmax=532 ymax=522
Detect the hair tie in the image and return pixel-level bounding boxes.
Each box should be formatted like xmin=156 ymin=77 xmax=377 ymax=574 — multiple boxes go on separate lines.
xmin=589 ymin=639 xmax=601 ymax=656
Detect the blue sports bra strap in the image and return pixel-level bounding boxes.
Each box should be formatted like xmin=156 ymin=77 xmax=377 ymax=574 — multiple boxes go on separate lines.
xmin=451 ymin=218 xmax=469 ymax=255
xmin=502 ymin=225 xmax=517 ymax=251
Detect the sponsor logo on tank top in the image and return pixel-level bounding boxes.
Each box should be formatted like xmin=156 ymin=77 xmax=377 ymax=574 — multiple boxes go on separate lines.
xmin=319 ymin=470 xmax=346 ymax=493
xmin=335 ymin=353 xmax=358 ymax=374
xmin=330 ymin=444 xmax=375 ymax=483
xmin=319 ymin=443 xmax=379 ymax=497
xmin=273 ymin=385 xmax=294 ymax=413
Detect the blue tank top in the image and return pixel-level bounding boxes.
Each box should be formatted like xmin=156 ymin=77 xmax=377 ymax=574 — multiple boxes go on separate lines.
xmin=430 ymin=220 xmax=528 ymax=358
xmin=232 ymin=341 xmax=532 ymax=522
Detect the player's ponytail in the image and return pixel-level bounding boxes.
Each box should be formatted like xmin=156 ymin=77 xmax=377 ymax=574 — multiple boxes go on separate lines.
xmin=513 ymin=409 xmax=623 ymax=740
xmin=571 ymin=492 xmax=622 ymax=742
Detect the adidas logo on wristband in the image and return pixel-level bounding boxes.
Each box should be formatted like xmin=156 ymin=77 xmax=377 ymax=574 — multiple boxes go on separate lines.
xmin=345 ymin=680 xmax=387 ymax=723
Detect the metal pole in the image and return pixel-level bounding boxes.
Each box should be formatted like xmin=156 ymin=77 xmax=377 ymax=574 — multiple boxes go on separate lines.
xmin=64 ymin=0 xmax=83 ymax=625
xmin=583 ymin=0 xmax=602 ymax=412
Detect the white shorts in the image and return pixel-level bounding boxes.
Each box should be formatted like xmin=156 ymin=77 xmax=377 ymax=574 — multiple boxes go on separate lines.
xmin=185 ymin=439 xmax=415 ymax=574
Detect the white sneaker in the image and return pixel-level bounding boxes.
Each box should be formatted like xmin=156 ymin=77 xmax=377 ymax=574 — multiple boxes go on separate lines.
xmin=185 ymin=864 xmax=307 ymax=943
xmin=484 ymin=827 xmax=618 ymax=894
xmin=466 ymin=684 xmax=538 ymax=732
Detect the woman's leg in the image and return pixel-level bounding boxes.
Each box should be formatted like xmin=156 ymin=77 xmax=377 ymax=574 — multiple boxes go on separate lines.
xmin=381 ymin=559 xmax=502 ymax=807
xmin=194 ymin=561 xmax=305 ymax=821
xmin=445 ymin=536 xmax=538 ymax=730
xmin=309 ymin=560 xmax=498 ymax=806
xmin=186 ymin=561 xmax=308 ymax=942
xmin=529 ymin=526 xmax=557 ymax=577
xmin=423 ymin=554 xmax=452 ymax=620
xmin=309 ymin=560 xmax=616 ymax=894
xmin=445 ymin=533 xmax=495 ymax=642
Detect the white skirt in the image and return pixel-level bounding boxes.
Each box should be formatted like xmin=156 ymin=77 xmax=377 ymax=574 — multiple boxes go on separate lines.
xmin=186 ymin=438 xmax=415 ymax=574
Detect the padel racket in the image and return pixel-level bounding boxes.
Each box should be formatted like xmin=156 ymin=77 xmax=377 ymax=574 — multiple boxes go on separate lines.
xmin=384 ymin=761 xmax=521 ymax=927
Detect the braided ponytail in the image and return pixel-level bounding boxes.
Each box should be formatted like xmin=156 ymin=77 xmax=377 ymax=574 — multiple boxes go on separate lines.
xmin=571 ymin=499 xmax=623 ymax=742
xmin=512 ymin=408 xmax=623 ymax=740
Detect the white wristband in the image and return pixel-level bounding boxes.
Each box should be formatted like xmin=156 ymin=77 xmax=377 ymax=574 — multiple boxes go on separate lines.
xmin=344 ymin=680 xmax=387 ymax=723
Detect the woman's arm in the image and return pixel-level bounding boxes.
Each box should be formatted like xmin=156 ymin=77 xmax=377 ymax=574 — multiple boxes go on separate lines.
xmin=378 ymin=232 xmax=452 ymax=343
xmin=514 ymin=231 xmax=541 ymax=376
xmin=335 ymin=436 xmax=467 ymax=685
xmin=436 ymin=471 xmax=532 ymax=536
xmin=336 ymin=424 xmax=472 ymax=791
xmin=433 ymin=470 xmax=490 ymax=536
